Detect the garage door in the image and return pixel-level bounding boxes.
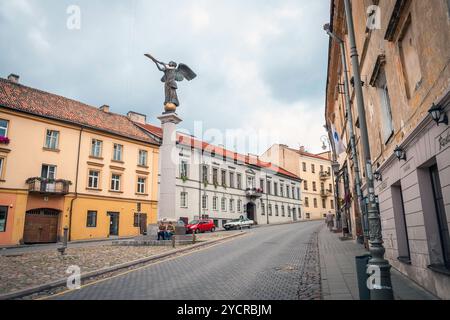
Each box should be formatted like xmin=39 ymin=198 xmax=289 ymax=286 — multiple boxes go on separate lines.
xmin=23 ymin=209 xmax=60 ymax=244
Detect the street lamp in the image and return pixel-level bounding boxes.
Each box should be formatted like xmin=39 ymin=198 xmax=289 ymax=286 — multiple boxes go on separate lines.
xmin=428 ymin=103 xmax=448 ymax=126
xmin=342 ymin=0 xmax=393 ymax=300
xmin=394 ymin=145 xmax=407 ymax=161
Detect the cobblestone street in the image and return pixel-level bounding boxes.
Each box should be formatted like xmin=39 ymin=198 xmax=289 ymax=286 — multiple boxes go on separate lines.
xmin=44 ymin=221 xmax=322 ymax=300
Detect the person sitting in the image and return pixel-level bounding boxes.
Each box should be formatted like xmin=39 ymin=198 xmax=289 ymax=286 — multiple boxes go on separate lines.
xmin=166 ymin=222 xmax=175 ymax=240
xmin=157 ymin=223 xmax=167 ymax=240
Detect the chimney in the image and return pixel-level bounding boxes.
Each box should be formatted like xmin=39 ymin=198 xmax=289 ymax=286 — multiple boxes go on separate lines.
xmin=299 ymin=146 xmax=305 ymax=153
xmin=7 ymin=74 xmax=19 ymax=83
xmin=99 ymin=105 xmax=110 ymax=113
xmin=127 ymin=111 xmax=146 ymax=124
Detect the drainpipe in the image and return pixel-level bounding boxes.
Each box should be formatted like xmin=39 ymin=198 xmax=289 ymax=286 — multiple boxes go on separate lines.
xmin=343 ymin=0 xmax=393 ymax=300
xmin=68 ymin=127 xmax=83 ymax=241
xmin=324 ymin=23 xmax=367 ymax=243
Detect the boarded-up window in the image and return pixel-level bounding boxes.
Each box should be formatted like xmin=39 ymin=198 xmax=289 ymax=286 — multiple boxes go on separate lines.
xmin=399 ymin=16 xmax=422 ymax=98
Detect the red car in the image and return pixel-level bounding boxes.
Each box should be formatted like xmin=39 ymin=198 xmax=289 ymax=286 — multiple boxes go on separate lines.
xmin=186 ymin=219 xmax=216 ymax=234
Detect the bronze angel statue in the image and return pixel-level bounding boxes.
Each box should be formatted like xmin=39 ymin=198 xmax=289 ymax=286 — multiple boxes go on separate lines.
xmin=145 ymin=53 xmax=197 ymax=112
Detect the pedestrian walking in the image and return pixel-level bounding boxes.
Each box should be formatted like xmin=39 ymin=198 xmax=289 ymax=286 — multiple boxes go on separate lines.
xmin=326 ymin=211 xmax=334 ymax=231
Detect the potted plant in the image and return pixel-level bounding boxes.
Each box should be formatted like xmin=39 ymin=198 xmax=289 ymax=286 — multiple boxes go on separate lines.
xmin=0 ymin=136 xmax=10 ymax=144
xmin=181 ymin=175 xmax=188 ymax=183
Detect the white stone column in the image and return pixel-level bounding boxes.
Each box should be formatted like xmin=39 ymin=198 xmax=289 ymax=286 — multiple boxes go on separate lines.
xmin=157 ymin=112 xmax=182 ymax=221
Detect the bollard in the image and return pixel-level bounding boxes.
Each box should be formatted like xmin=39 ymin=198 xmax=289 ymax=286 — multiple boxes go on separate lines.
xmin=192 ymin=233 xmax=196 ymax=244
xmin=355 ymin=254 xmax=371 ymax=300
xmin=172 ymin=236 xmax=176 ymax=248
xmin=58 ymin=227 xmax=69 ymax=256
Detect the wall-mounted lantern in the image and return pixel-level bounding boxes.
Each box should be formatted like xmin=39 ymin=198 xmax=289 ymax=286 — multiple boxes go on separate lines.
xmin=394 ymin=145 xmax=407 ymax=161
xmin=428 ymin=103 xmax=448 ymax=126
xmin=374 ymin=170 xmax=382 ymax=182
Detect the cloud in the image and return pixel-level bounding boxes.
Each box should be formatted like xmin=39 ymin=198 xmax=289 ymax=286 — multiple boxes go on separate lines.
xmin=0 ymin=0 xmax=330 ymax=155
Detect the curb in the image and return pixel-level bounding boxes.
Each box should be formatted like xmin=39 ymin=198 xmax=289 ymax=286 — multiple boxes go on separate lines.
xmin=0 ymin=232 xmax=246 ymax=300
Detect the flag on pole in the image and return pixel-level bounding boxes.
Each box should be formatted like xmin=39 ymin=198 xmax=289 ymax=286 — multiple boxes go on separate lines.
xmin=331 ymin=124 xmax=346 ymax=155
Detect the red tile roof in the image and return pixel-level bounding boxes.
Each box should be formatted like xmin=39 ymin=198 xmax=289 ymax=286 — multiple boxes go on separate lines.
xmin=137 ymin=123 xmax=301 ymax=181
xmin=0 ymin=78 xmax=159 ymax=145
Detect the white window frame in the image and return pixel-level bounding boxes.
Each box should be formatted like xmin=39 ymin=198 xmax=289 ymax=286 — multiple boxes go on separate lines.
xmin=0 ymin=119 xmax=9 ymax=137
xmin=113 ymin=144 xmax=123 ymax=161
xmin=180 ymin=192 xmax=188 ymax=208
xmin=111 ymin=174 xmax=121 ymax=191
xmin=180 ymin=160 xmax=189 ymax=179
xmin=88 ymin=170 xmax=100 ymax=189
xmin=137 ymin=177 xmax=146 ymax=194
xmin=229 ymin=199 xmax=235 ymax=213
xmin=41 ymin=164 xmax=57 ymax=180
xmin=138 ymin=150 xmax=148 ymax=166
xmin=91 ymin=139 xmax=102 ymax=158
xmin=202 ymin=194 xmax=208 ymax=210
xmin=212 ymin=196 xmax=218 ymax=211
xmin=221 ymin=197 xmax=227 ymax=212
xmin=45 ymin=130 xmax=59 ymax=150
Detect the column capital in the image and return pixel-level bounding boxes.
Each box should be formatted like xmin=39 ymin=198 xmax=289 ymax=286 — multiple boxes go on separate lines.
xmin=158 ymin=112 xmax=183 ymax=125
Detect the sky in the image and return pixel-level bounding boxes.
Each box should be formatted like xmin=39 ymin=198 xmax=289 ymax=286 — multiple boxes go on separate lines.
xmin=0 ymin=0 xmax=331 ymax=155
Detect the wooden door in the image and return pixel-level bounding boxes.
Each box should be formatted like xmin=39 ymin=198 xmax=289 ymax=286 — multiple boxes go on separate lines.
xmin=23 ymin=209 xmax=59 ymax=244
xmin=139 ymin=213 xmax=147 ymax=235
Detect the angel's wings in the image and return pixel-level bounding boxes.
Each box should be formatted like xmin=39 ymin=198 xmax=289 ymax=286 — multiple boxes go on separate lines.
xmin=175 ymin=64 xmax=197 ymax=82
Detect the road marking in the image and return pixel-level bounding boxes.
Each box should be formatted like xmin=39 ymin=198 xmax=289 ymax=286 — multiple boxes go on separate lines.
xmin=36 ymin=232 xmax=249 ymax=300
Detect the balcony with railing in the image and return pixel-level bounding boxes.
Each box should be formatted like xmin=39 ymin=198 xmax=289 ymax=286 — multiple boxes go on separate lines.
xmin=26 ymin=177 xmax=72 ymax=195
xmin=319 ymin=171 xmax=331 ymax=180
xmin=320 ymin=188 xmax=332 ymax=198
xmin=245 ymin=188 xmax=263 ymax=199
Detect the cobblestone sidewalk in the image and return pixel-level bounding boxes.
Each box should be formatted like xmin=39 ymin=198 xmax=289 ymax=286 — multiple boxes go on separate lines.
xmin=0 ymin=231 xmax=238 ymax=296
xmin=297 ymin=226 xmax=321 ymax=300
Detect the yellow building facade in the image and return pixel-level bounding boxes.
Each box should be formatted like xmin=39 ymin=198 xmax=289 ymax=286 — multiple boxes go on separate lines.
xmin=0 ymin=75 xmax=160 ymax=245
xmin=261 ymin=145 xmax=336 ymax=220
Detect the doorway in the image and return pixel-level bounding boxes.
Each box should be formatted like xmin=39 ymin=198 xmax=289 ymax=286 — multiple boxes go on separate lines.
xmin=246 ymin=202 xmax=255 ymax=221
xmin=23 ymin=209 xmax=60 ymax=244
xmin=108 ymin=212 xmax=120 ymax=236
xmin=139 ymin=213 xmax=147 ymax=235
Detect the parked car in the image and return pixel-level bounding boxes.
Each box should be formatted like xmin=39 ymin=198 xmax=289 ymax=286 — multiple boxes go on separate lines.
xmin=186 ymin=219 xmax=216 ymax=234
xmin=223 ymin=218 xmax=254 ymax=230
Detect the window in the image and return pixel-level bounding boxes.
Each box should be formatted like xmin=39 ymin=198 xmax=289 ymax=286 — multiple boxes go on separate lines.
xmin=237 ymin=173 xmax=242 ymax=189
xmin=313 ymin=198 xmax=318 ymax=208
xmin=111 ymin=174 xmax=121 ymax=191
xmin=376 ymin=68 xmax=394 ymax=144
xmin=321 ymin=182 xmax=325 ymax=193
xmin=88 ymin=170 xmax=100 ymax=189
xmin=221 ymin=170 xmax=227 ymax=186
xmin=229 ymin=172 xmax=235 ymax=188
xmin=230 ymin=199 xmax=235 ymax=212
xmin=133 ymin=213 xmax=140 ymax=227
xmin=280 ymin=184 xmax=284 ymax=197
xmin=268 ymin=204 xmax=272 ymax=216
xmin=0 ymin=206 xmax=8 ymax=232
xmin=247 ymin=175 xmax=255 ymax=189
xmin=0 ymin=119 xmax=8 ymax=137
xmin=392 ymin=184 xmax=411 ymax=263
xmin=275 ymin=205 xmax=279 ymax=216
xmin=399 ymin=17 xmax=422 ymax=99
xmin=288 ymin=207 xmax=291 ymax=217
xmin=202 ymin=165 xmax=209 ymax=183
xmin=302 ymin=162 xmax=306 ymax=172
xmin=180 ymin=192 xmax=188 ymax=208
xmin=180 ymin=160 xmax=189 ymax=179
xmin=260 ymin=179 xmax=265 ymax=192
xmin=330 ymin=199 xmax=334 ymax=209
xmin=311 ymin=164 xmax=315 ymax=173
xmin=274 ymin=183 xmax=278 ymax=196
xmin=266 ymin=180 xmax=271 ymax=195
xmin=320 ymin=165 xmax=324 ymax=173
xmin=292 ymin=186 xmax=295 ymax=199
xmin=138 ymin=150 xmax=148 ymax=166
xmin=86 ymin=211 xmax=97 ymax=228
xmin=281 ymin=206 xmax=285 ymax=217
xmin=221 ymin=197 xmax=227 ymax=211
xmin=322 ymin=198 xmax=326 ymax=209
xmin=304 ymin=180 xmax=308 ymax=191
xmin=329 ymin=184 xmax=332 ymax=192
xmin=429 ymin=165 xmax=450 ymax=268
xmin=237 ymin=200 xmax=242 ymax=212
xmin=261 ymin=202 xmax=266 ymax=215
xmin=213 ymin=168 xmax=219 ymax=185
xmin=202 ymin=194 xmax=208 ymax=210
xmin=137 ymin=177 xmax=146 ymax=194
xmin=305 ymin=197 xmax=309 ymax=208
xmin=312 ymin=182 xmax=317 ymax=192
xmin=91 ymin=139 xmax=102 ymax=158
xmin=41 ymin=164 xmax=56 ymax=180
xmin=212 ymin=196 xmax=218 ymax=211
xmin=297 ymin=188 xmax=300 ymax=200
xmin=0 ymin=157 xmax=5 ymax=179
xmin=113 ymin=144 xmax=123 ymax=161
xmin=45 ymin=130 xmax=59 ymax=150
xmin=306 ymin=213 xmax=310 ymax=219
xmin=286 ymin=185 xmax=290 ymax=198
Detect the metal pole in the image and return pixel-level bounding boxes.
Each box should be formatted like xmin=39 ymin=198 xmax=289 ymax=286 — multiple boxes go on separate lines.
xmin=265 ymin=172 xmax=269 ymax=225
xmin=321 ymin=135 xmax=340 ymax=232
xmin=324 ymin=25 xmax=368 ymax=243
xmin=343 ymin=0 xmax=393 ymax=300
